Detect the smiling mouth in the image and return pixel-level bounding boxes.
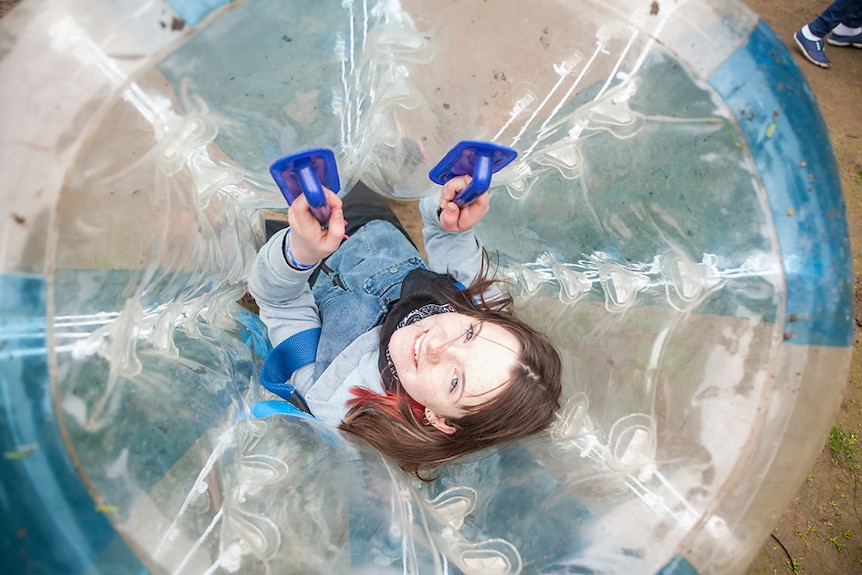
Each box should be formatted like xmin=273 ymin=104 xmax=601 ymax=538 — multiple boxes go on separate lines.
xmin=413 ymin=331 xmax=425 ymax=369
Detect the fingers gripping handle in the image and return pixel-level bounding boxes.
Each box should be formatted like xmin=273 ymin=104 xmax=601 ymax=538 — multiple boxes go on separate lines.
xmin=270 ymin=148 xmax=341 ymax=226
xmin=428 ymin=140 xmax=518 ymax=207
xmin=453 ymin=152 xmax=493 ymax=208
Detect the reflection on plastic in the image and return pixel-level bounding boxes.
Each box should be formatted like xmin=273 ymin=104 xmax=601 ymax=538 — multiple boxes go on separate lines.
xmin=607 ymin=413 xmax=657 ymax=472
xmin=453 ymin=538 xmax=522 ymax=575
xmin=428 ymin=486 xmax=477 ymax=530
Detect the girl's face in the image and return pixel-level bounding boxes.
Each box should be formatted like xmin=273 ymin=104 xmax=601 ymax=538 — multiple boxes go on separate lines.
xmin=388 ymin=312 xmax=521 ymax=433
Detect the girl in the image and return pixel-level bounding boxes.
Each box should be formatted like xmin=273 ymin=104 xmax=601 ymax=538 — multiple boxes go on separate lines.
xmin=248 ymin=176 xmax=561 ymax=476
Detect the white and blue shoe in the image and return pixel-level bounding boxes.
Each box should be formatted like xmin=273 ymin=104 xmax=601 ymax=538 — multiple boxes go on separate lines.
xmin=794 ymin=29 xmax=831 ymax=68
xmin=827 ymin=30 xmax=862 ymax=47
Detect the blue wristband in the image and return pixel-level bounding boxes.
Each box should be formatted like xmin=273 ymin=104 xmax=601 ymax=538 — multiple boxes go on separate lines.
xmin=284 ymin=229 xmax=317 ymax=271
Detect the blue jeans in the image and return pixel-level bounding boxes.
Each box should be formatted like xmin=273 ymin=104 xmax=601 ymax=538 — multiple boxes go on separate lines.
xmin=809 ymin=0 xmax=862 ymax=37
xmin=309 ymin=220 xmax=427 ymax=379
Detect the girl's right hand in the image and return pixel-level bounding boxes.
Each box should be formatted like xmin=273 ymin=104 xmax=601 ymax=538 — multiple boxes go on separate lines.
xmin=285 ymin=188 xmax=345 ymax=267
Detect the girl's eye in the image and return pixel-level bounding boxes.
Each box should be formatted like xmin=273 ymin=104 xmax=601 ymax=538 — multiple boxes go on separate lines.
xmin=464 ymin=324 xmax=475 ymax=342
xmin=450 ymin=372 xmax=459 ymax=392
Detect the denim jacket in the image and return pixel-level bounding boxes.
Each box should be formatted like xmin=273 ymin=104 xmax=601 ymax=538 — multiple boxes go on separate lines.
xmin=248 ymin=196 xmax=487 ymax=426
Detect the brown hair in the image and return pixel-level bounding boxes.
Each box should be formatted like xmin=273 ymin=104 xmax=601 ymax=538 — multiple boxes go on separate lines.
xmin=339 ymin=267 xmax=562 ymax=478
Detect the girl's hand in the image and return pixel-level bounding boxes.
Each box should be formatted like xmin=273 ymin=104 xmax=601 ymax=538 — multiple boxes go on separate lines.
xmin=437 ymin=175 xmax=490 ymax=233
xmin=285 ymin=188 xmax=346 ymax=267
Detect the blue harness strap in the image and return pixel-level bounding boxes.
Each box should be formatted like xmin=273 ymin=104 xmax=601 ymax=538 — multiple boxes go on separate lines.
xmin=258 ymin=327 xmax=320 ymax=416
xmin=252 ymin=400 xmax=314 ymax=420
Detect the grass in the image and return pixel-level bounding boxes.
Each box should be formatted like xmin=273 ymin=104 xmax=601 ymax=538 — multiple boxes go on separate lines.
xmin=827 ymin=426 xmax=860 ymax=473
xmin=776 ymin=428 xmax=862 ymax=575
xmin=828 ymin=535 xmax=846 ymax=553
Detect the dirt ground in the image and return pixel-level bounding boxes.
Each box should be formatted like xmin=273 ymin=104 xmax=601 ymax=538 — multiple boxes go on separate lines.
xmin=2 ymin=0 xmax=859 ymax=573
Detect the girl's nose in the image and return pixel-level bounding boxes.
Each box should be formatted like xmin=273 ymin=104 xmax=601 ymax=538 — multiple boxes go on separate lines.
xmin=425 ymin=336 xmax=443 ymax=364
xmin=425 ymin=332 xmax=454 ymax=365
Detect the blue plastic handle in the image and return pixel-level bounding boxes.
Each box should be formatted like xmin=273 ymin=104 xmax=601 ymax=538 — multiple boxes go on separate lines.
xmin=428 ymin=141 xmax=517 ymax=207
xmin=269 ymin=148 xmax=341 ymax=225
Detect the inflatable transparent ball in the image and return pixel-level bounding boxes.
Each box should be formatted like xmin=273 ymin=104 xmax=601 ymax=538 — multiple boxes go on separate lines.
xmin=0 ymin=1 xmax=852 ymax=574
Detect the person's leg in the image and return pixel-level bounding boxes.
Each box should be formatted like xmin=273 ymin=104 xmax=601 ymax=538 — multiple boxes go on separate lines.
xmin=828 ymin=2 xmax=862 ymax=46
xmin=340 ymin=180 xmax=415 ymax=246
xmin=807 ymin=0 xmax=859 ymax=37
xmin=793 ymin=0 xmax=857 ymax=68
xmin=265 ymin=218 xmax=289 ymax=240
xmin=845 ymin=3 xmax=862 ymax=27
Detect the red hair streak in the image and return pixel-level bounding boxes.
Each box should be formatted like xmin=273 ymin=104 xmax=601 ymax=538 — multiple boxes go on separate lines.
xmin=346 ymin=387 xmax=425 ymax=423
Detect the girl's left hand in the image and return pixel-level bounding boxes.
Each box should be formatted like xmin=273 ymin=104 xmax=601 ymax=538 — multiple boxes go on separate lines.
xmin=437 ymin=175 xmax=490 ymax=233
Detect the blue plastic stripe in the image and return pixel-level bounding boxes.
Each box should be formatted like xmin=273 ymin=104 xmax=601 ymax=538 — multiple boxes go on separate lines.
xmin=164 ymin=0 xmax=231 ymax=27
xmin=655 ymin=554 xmax=700 ymax=575
xmin=0 ymin=274 xmax=145 ymax=574
xmin=709 ymin=20 xmax=854 ymax=347
xmin=252 ymin=400 xmax=314 ymax=420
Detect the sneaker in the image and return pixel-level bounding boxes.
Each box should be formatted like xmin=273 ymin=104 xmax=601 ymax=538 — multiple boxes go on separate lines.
xmin=827 ymin=30 xmax=862 ymax=47
xmin=794 ymin=30 xmax=831 ymax=68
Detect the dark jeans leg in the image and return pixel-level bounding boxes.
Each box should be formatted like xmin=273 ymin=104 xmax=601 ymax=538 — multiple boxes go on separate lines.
xmin=809 ymin=0 xmax=861 ymax=36
xmin=845 ymin=5 xmax=862 ymax=27
xmin=340 ymin=180 xmax=415 ymax=247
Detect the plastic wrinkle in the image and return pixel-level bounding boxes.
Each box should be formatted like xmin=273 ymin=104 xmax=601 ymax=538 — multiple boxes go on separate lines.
xmin=171 ymin=508 xmax=223 ymax=575
xmin=502 ymin=250 xmax=772 ymax=312
xmin=427 ymin=486 xmax=477 ymax=530
xmin=156 ymin=427 xmax=236 ymax=559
